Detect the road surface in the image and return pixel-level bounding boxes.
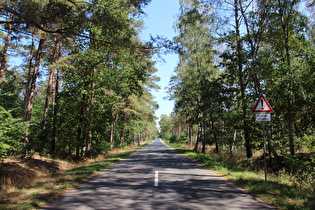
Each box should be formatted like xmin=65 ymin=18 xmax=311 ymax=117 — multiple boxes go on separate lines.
xmin=43 ymin=139 xmax=273 ymax=209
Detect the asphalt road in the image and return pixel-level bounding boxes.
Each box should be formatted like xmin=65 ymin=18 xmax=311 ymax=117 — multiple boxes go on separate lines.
xmin=43 ymin=139 xmax=273 ymax=210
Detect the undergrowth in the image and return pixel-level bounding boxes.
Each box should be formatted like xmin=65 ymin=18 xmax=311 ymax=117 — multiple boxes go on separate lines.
xmin=166 ymin=141 xmax=315 ymax=210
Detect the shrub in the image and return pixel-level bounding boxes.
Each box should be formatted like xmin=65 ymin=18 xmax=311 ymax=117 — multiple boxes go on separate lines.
xmin=178 ymin=132 xmax=188 ymax=143
xmin=0 ymin=106 xmax=25 ymax=160
xmin=283 ymin=153 xmax=315 ymax=190
xmin=169 ymin=133 xmax=189 ymax=144
xmin=169 ymin=135 xmax=178 ymax=143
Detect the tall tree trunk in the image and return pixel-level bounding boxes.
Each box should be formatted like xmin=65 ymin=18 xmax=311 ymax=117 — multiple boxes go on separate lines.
xmin=24 ymin=38 xmax=45 ymax=122
xmin=188 ymin=124 xmax=192 ymax=146
xmin=194 ymin=121 xmax=202 ymax=152
xmin=211 ymin=119 xmax=219 ymax=154
xmin=239 ymin=0 xmax=266 ymax=95
xmin=50 ymin=69 xmax=59 ymax=156
xmin=49 ymin=40 xmax=63 ymax=156
xmin=42 ymin=67 xmax=55 ymax=130
xmin=110 ymin=110 xmax=116 ymax=149
xmin=120 ymin=113 xmax=126 ymax=145
xmin=193 ymin=133 xmax=199 ymax=152
xmin=0 ymin=14 xmax=12 ymax=88
xmin=85 ymin=68 xmax=96 ymax=154
xmin=267 ymin=124 xmax=283 ymax=167
xmin=201 ymin=108 xmax=207 ymax=154
xmin=279 ymin=0 xmax=295 ymax=155
xmin=22 ymin=36 xmax=35 ymax=157
xmin=76 ymin=104 xmax=84 ymax=159
xmin=230 ymin=128 xmax=237 ymax=156
xmin=138 ymin=134 xmax=142 ymax=146
xmin=285 ymin=38 xmax=295 ymax=156
xmin=23 ymin=38 xmax=45 ymax=156
xmin=201 ymin=122 xmax=206 ymax=154
xmin=42 ymin=39 xmax=60 ymax=131
xmin=234 ymin=0 xmax=252 ymax=159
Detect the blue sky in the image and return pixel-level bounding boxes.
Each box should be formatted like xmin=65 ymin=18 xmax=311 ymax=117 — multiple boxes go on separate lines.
xmin=140 ymin=0 xmax=180 ymax=123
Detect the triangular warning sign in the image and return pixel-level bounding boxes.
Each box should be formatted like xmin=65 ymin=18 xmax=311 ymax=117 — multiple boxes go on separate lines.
xmin=252 ymin=94 xmax=274 ymax=113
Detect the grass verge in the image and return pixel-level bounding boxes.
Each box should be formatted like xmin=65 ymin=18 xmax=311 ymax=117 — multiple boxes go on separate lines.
xmin=0 ymin=142 xmax=150 ymax=210
xmin=166 ymin=141 xmax=315 ymax=210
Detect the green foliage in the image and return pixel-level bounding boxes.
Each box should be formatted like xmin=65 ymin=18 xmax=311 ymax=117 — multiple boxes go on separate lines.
xmin=167 ymin=141 xmax=314 ymax=209
xmin=295 ymin=135 xmax=315 ymax=151
xmin=0 ymin=0 xmax=158 ymax=159
xmin=283 ymin=153 xmax=315 ymax=190
xmin=0 ymin=106 xmax=25 ymax=159
xmin=170 ymin=0 xmax=315 ymax=161
xmin=169 ymin=132 xmax=188 ymax=144
xmin=0 ymin=69 xmax=24 ymax=117
xmin=159 ymin=114 xmax=173 ymax=139
xmin=169 ymin=135 xmax=178 ymax=143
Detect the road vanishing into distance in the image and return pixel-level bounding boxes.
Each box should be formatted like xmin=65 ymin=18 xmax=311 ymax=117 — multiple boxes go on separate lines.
xmin=43 ymin=139 xmax=273 ymax=210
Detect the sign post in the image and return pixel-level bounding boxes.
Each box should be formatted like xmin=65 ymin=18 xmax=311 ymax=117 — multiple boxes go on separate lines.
xmin=252 ymin=94 xmax=274 ymax=181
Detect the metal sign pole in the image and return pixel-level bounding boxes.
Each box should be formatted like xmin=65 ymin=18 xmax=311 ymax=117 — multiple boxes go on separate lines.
xmin=262 ymin=121 xmax=268 ymax=181
xmin=253 ymin=94 xmax=273 ymax=182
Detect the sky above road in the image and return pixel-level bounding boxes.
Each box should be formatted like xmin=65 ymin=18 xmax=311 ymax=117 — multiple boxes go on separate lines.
xmin=140 ymin=0 xmax=180 ymax=125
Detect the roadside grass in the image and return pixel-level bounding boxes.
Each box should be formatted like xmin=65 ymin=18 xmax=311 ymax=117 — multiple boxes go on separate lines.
xmin=0 ymin=142 xmax=150 ymax=210
xmin=166 ymin=141 xmax=315 ymax=210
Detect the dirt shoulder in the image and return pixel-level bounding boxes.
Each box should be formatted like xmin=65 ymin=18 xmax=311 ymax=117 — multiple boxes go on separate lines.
xmin=0 ymin=144 xmax=148 ymax=209
xmin=0 ymin=155 xmax=74 ymax=190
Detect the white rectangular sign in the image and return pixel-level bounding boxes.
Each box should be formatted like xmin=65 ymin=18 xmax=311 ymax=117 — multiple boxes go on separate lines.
xmin=255 ymin=113 xmax=271 ymax=122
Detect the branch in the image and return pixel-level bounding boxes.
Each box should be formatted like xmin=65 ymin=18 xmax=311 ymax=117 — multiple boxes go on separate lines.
xmin=0 ymin=5 xmax=153 ymax=51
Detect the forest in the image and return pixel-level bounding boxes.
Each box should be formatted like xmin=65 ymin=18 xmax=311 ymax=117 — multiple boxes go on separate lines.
xmin=1 ymin=0 xmax=314 ymax=188
xmin=0 ymin=0 xmax=159 ymax=160
xmin=159 ymin=0 xmax=314 ymax=187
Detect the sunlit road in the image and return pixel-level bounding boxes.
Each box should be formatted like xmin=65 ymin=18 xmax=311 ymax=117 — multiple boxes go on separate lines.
xmin=43 ymin=139 xmax=273 ymax=209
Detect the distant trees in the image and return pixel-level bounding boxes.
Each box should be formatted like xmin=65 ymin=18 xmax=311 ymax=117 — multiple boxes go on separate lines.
xmin=159 ymin=114 xmax=173 ymax=140
xmin=167 ymin=0 xmax=315 ymax=161
xmin=0 ymin=0 xmax=158 ymax=159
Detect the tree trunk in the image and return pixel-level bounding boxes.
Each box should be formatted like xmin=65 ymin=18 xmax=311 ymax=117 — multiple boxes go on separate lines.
xmin=42 ymin=67 xmax=55 ymax=130
xmin=234 ymin=0 xmax=252 ymax=159
xmin=50 ymin=41 xmax=63 ymax=156
xmin=23 ymin=38 xmax=45 ymax=156
xmin=120 ymin=135 xmax=125 ymax=145
xmin=193 ymin=135 xmax=199 ymax=152
xmin=267 ymin=124 xmax=283 ymax=167
xmin=230 ymin=128 xmax=237 ymax=156
xmin=188 ymin=124 xmax=192 ymax=146
xmin=138 ymin=134 xmax=142 ymax=146
xmin=202 ymin=119 xmax=206 ymax=154
xmin=280 ymin=0 xmax=295 ymax=155
xmin=76 ymin=93 xmax=87 ymax=159
xmin=85 ymin=68 xmax=96 ymax=154
xmin=24 ymin=38 xmax=45 ymax=122
xmin=42 ymin=39 xmax=59 ymax=131
xmin=284 ymin=32 xmax=295 ymax=155
xmin=0 ymin=15 xmax=12 ymax=88
xmin=120 ymin=112 xmax=127 ymax=145
xmin=194 ymin=122 xmax=202 ymax=152
xmin=50 ymin=69 xmax=59 ymax=156
xmin=110 ymin=111 xmax=116 ymax=149
xmin=211 ymin=120 xmax=219 ymax=154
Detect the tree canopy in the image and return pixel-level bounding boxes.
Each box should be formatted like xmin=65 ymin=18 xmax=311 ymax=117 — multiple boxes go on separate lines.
xmin=0 ymin=0 xmax=159 ymax=159
xmin=165 ymin=0 xmax=315 ymax=180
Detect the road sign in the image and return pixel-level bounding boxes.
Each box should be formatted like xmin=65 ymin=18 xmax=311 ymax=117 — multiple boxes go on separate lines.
xmin=252 ymin=94 xmax=274 ymax=113
xmin=255 ymin=113 xmax=271 ymax=122
xmin=252 ymin=94 xmax=273 ymax=182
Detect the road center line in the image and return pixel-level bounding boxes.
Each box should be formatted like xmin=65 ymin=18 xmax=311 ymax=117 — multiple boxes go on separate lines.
xmin=154 ymin=171 xmax=159 ymax=187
